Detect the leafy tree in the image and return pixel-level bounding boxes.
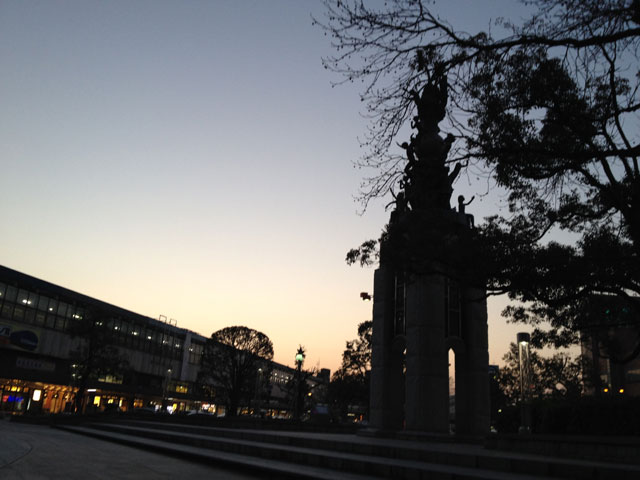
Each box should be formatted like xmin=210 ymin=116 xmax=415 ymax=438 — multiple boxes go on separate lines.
xmin=497 ymin=343 xmax=585 ymax=402
xmin=68 ymin=310 xmax=130 ymax=413
xmin=329 ymin=321 xmax=372 ymax=420
xmin=199 ymin=326 xmax=273 ymax=417
xmin=318 ymin=1 xmax=640 ymax=360
xmin=338 ymin=320 xmax=372 ymax=377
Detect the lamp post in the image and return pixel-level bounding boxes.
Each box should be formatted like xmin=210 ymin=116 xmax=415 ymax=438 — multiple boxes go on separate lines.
xmin=254 ymin=367 xmax=263 ymax=417
xmin=162 ymin=367 xmax=172 ymax=413
xmin=517 ymin=332 xmax=532 ymax=434
xmin=294 ymin=345 xmax=305 ymax=421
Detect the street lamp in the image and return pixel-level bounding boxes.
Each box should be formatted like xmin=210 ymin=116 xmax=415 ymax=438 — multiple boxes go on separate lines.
xmin=295 ymin=347 xmax=305 ymax=366
xmin=517 ymin=332 xmax=532 ymax=434
xmin=294 ymin=346 xmax=306 ymax=421
xmin=254 ymin=367 xmax=263 ymax=417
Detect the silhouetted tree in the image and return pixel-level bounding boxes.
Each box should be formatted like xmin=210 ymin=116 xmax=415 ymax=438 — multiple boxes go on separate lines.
xmin=320 ymin=1 xmax=640 ymax=361
xmin=329 ymin=321 xmax=372 ymax=420
xmin=199 ymin=326 xmax=273 ymax=417
xmin=68 ymin=309 xmax=129 ymax=413
xmin=338 ymin=320 xmax=372 ymax=377
xmin=497 ymin=343 xmax=585 ymax=402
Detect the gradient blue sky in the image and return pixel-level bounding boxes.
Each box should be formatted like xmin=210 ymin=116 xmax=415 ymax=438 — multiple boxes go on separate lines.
xmin=1 ymin=1 xmax=534 ymax=372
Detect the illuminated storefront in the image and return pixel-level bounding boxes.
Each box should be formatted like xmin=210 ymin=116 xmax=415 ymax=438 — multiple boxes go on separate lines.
xmin=0 ymin=379 xmax=76 ymax=414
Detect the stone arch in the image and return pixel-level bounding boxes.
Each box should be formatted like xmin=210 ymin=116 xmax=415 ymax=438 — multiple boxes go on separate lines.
xmin=445 ymin=336 xmax=466 ymax=354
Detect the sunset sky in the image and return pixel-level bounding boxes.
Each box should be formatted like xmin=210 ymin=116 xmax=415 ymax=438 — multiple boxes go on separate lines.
xmin=1 ymin=1 xmax=534 ymax=373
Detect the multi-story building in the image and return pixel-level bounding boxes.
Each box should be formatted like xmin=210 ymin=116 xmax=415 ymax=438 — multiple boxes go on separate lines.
xmin=580 ymin=294 xmax=640 ymax=396
xmin=0 ymin=265 xmax=328 ymax=416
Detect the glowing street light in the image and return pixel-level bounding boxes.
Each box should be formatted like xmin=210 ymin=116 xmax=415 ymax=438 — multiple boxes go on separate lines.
xmin=295 ymin=346 xmax=305 ymax=366
xmin=517 ymin=332 xmax=532 ymax=434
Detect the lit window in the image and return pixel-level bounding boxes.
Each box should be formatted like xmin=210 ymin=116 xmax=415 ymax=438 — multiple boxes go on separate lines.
xmin=132 ymin=331 xmax=138 ymax=336
xmin=175 ymin=384 xmax=188 ymax=394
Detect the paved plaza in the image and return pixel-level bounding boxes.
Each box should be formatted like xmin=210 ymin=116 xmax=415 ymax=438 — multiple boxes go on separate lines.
xmin=0 ymin=419 xmax=262 ymax=480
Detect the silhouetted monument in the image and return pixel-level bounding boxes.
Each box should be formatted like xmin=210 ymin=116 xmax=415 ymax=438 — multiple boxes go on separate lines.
xmin=369 ymin=70 xmax=489 ymax=436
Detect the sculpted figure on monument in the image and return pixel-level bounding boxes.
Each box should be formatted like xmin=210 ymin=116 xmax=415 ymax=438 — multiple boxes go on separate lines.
xmin=382 ymin=68 xmax=472 ymax=268
xmin=401 ymin=69 xmax=460 ymax=212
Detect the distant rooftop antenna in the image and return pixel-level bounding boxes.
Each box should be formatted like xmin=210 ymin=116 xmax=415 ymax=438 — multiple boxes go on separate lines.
xmin=158 ymin=315 xmax=177 ymax=327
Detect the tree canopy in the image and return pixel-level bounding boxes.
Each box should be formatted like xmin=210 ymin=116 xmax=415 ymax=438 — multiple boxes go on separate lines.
xmin=336 ymin=320 xmax=372 ymax=378
xmin=199 ymin=326 xmax=273 ymax=416
xmin=497 ymin=343 xmax=584 ymax=402
xmin=68 ymin=309 xmax=130 ymax=412
xmin=318 ymin=0 xmax=640 ymax=360
xmin=329 ymin=321 xmax=372 ymax=420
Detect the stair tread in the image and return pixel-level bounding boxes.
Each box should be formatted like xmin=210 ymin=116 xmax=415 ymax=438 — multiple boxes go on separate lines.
xmin=89 ymin=421 xmax=640 ymax=473
xmin=58 ymin=424 xmax=565 ymax=480
xmin=58 ymin=425 xmax=371 ymax=480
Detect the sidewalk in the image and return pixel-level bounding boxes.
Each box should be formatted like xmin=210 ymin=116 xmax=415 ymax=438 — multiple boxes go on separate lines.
xmin=0 ymin=418 xmax=264 ymax=479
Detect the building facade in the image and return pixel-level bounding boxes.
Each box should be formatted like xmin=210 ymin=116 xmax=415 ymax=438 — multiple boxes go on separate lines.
xmin=0 ymin=265 xmax=327 ymax=416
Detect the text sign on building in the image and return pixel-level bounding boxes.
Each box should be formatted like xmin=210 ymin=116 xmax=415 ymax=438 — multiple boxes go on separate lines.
xmin=16 ymin=357 xmax=55 ymax=372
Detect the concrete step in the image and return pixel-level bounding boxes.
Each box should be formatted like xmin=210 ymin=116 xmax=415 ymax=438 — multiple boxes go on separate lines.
xmin=57 ymin=425 xmax=369 ymax=480
xmin=58 ymin=422 xmax=569 ymax=480
xmin=85 ymin=420 xmax=640 ymax=480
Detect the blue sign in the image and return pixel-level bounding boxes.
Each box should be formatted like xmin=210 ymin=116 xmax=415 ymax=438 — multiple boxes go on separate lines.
xmin=10 ymin=330 xmax=38 ymax=351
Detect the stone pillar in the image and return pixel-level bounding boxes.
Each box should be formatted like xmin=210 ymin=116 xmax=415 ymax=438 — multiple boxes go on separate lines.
xmin=455 ymin=286 xmax=489 ymax=435
xmin=404 ymin=274 xmax=449 ymax=433
xmin=369 ymin=266 xmax=404 ymax=431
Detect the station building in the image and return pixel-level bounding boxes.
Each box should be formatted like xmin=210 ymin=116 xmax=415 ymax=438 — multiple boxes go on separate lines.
xmin=0 ymin=265 xmax=327 ymax=416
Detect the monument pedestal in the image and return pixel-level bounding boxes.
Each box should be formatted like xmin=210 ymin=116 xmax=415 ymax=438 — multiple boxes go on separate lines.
xmin=369 ymin=267 xmax=489 ymax=436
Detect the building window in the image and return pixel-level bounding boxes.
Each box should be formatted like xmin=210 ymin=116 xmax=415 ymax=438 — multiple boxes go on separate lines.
xmin=189 ymin=343 xmax=203 ymax=364
xmin=37 ymin=295 xmax=49 ymax=311
xmin=46 ymin=298 xmax=57 ymax=314
xmin=98 ymin=374 xmax=123 ymax=384
xmin=56 ymin=301 xmax=68 ymax=318
xmin=34 ymin=311 xmax=46 ymax=326
xmin=13 ymin=305 xmax=25 ymax=321
xmin=1 ymin=303 xmax=13 ymax=319
xmin=5 ymin=285 xmax=17 ymax=303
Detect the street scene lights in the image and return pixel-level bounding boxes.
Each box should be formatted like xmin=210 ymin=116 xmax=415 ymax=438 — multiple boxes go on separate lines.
xmin=517 ymin=332 xmax=532 ymax=434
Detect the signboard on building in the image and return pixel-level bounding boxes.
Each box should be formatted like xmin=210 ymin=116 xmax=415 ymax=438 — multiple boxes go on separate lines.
xmin=16 ymin=356 xmax=55 ymax=372
xmin=0 ymin=322 xmax=40 ymax=352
